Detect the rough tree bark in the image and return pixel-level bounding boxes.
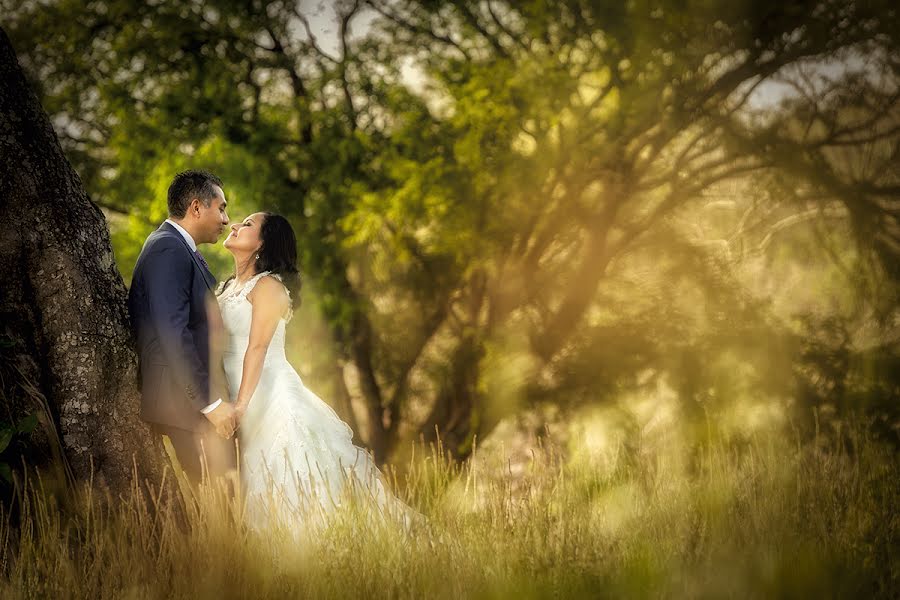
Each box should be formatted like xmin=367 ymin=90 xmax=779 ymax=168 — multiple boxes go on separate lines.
xmin=0 ymin=28 xmax=169 ymax=494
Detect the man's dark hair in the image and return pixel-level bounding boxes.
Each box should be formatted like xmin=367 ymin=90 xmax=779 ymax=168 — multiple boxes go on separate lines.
xmin=167 ymin=170 xmax=224 ymax=218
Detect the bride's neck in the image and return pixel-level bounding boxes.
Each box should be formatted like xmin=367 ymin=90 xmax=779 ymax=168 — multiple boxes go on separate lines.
xmin=233 ymin=254 xmax=258 ymax=283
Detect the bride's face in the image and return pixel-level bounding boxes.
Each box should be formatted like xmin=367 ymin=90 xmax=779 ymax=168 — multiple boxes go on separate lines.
xmin=223 ymin=212 xmax=266 ymax=254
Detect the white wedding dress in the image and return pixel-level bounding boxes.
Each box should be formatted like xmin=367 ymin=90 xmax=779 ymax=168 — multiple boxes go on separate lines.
xmin=217 ymin=271 xmax=415 ymax=535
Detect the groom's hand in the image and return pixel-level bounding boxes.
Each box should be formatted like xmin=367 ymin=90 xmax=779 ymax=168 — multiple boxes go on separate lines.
xmin=204 ymin=401 xmax=236 ymax=439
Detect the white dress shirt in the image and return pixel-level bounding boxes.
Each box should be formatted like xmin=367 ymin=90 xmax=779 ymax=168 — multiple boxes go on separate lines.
xmin=164 ymin=218 xmax=223 ymax=415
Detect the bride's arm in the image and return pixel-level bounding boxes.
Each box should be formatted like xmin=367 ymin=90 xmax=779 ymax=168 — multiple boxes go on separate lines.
xmin=234 ymin=276 xmax=291 ymax=417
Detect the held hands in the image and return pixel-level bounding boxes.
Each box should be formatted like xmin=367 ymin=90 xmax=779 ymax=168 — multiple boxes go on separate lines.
xmin=205 ymin=401 xmax=250 ymax=439
xmin=204 ymin=401 xmax=237 ymax=439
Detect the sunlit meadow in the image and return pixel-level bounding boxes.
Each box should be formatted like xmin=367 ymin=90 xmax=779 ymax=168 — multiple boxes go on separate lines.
xmin=1 ymin=403 xmax=896 ymax=599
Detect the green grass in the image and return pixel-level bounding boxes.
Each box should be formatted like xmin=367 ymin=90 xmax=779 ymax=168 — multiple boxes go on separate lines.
xmin=0 ymin=420 xmax=896 ymax=599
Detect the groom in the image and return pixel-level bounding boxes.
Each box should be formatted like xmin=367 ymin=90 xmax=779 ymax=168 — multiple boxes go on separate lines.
xmin=128 ymin=169 xmax=237 ymax=485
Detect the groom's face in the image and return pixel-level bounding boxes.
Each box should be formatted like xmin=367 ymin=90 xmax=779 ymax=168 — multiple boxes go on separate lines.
xmin=193 ymin=185 xmax=229 ymax=243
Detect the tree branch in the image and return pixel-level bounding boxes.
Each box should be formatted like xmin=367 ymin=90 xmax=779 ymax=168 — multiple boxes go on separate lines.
xmin=366 ymin=0 xmax=472 ymax=61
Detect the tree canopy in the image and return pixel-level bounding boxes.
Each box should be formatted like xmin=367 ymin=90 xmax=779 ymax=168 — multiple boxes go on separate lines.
xmin=5 ymin=0 xmax=898 ymax=460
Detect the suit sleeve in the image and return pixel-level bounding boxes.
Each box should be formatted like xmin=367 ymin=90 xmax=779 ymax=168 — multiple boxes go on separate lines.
xmin=142 ymin=240 xmax=212 ymax=412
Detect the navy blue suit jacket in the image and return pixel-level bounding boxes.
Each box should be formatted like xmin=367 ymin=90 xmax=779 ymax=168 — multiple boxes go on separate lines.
xmin=128 ymin=222 xmax=220 ymax=432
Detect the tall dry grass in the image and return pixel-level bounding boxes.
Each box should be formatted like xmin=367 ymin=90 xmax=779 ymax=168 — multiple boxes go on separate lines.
xmin=0 ymin=418 xmax=896 ymax=599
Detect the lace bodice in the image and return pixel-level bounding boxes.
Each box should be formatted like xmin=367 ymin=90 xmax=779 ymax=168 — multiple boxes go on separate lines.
xmin=217 ymin=271 xmax=293 ymax=362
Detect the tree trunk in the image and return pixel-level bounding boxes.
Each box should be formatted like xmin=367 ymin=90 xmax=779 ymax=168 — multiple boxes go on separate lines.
xmin=0 ymin=27 xmax=169 ymax=494
xmin=419 ymin=332 xmax=485 ymax=459
xmin=349 ymin=311 xmax=390 ymax=462
xmin=330 ymin=359 xmax=361 ymax=444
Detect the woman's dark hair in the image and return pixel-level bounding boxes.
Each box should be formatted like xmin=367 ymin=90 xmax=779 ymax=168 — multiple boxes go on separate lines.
xmin=218 ymin=212 xmax=301 ymax=304
xmin=256 ymin=212 xmax=301 ymax=300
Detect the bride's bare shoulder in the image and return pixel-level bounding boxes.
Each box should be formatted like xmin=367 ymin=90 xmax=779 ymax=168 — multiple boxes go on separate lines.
xmin=247 ymin=274 xmax=290 ymax=311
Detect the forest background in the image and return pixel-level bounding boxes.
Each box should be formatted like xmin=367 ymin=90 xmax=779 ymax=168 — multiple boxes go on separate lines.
xmin=0 ymin=1 xmax=897 ymax=596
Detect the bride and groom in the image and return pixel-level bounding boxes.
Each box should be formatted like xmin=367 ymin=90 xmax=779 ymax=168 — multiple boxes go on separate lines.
xmin=128 ymin=169 xmax=410 ymax=531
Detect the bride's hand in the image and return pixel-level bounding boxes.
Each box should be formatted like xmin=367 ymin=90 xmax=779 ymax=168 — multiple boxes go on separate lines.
xmin=233 ymin=402 xmax=248 ymax=426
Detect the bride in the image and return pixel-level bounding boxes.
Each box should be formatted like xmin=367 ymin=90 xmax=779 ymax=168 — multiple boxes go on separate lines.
xmin=216 ymin=211 xmax=415 ymax=534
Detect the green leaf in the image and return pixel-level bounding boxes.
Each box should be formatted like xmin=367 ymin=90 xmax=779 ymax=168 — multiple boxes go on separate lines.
xmin=0 ymin=463 xmax=12 ymax=483
xmin=16 ymin=413 xmax=38 ymax=435
xmin=0 ymin=429 xmax=12 ymax=455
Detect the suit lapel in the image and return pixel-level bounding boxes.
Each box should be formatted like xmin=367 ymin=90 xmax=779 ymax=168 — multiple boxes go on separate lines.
xmin=195 ymin=256 xmax=216 ymax=290
xmin=158 ymin=222 xmax=216 ymax=291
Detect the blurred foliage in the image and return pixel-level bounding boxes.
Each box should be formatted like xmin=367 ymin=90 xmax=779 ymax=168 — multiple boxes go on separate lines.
xmin=2 ymin=0 xmax=898 ymax=460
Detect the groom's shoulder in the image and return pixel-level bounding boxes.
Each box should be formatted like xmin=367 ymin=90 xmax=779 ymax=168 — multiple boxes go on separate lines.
xmin=139 ymin=227 xmax=190 ymax=262
xmin=144 ymin=226 xmax=185 ymax=250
